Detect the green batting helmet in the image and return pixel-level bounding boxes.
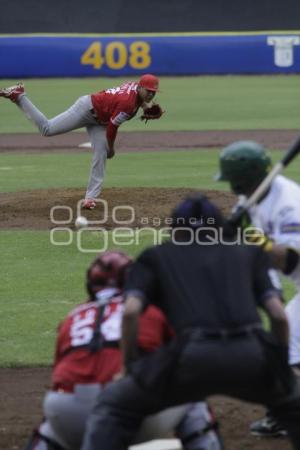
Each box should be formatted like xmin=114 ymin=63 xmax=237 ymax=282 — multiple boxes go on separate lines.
xmin=216 ymin=141 xmax=272 ymax=195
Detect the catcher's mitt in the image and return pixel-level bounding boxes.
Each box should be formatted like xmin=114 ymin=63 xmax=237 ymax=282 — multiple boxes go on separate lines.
xmin=141 ymin=103 xmax=164 ymax=123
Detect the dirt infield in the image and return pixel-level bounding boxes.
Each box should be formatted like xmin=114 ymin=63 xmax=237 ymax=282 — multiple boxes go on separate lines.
xmin=1 ymin=129 xmax=296 ymax=450
xmin=0 ymin=129 xmax=299 ymax=152
xmin=0 ymin=187 xmax=236 ymax=230
xmin=0 ymin=368 xmax=292 ymax=450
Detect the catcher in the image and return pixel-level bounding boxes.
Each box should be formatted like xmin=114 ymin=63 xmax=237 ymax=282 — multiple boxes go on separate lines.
xmin=0 ymin=75 xmax=164 ymax=210
xmin=24 ymin=250 xmax=221 ymax=450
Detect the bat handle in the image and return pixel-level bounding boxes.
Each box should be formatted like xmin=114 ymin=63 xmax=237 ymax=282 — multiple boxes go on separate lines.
xmin=282 ymin=137 xmax=300 ymax=167
xmin=227 ymin=162 xmax=283 ymax=227
xmin=244 ymin=162 xmax=283 ymax=208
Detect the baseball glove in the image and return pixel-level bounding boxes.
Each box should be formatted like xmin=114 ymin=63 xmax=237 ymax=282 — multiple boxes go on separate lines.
xmin=141 ymin=103 xmax=164 ymax=123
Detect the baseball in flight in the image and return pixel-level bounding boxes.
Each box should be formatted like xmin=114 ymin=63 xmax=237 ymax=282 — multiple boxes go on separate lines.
xmin=75 ymin=216 xmax=89 ymax=229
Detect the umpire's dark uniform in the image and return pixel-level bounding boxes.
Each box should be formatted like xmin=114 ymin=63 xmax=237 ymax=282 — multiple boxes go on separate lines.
xmin=82 ymin=197 xmax=300 ymax=450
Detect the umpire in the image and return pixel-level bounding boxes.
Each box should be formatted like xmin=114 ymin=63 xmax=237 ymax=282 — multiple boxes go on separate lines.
xmin=82 ymin=195 xmax=300 ymax=450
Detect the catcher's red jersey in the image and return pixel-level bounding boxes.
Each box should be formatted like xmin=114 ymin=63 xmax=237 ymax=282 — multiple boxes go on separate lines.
xmin=52 ymin=288 xmax=173 ymax=390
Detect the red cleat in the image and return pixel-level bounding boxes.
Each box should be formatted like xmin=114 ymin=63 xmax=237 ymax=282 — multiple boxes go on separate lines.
xmin=0 ymin=82 xmax=25 ymax=103
xmin=83 ymin=199 xmax=96 ymax=210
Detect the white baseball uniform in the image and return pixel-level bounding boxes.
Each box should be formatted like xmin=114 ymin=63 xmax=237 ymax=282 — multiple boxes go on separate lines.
xmin=248 ymin=174 xmax=300 ymax=365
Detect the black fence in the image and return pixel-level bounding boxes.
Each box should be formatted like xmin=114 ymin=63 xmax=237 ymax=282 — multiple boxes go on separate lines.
xmin=1 ymin=0 xmax=299 ymax=34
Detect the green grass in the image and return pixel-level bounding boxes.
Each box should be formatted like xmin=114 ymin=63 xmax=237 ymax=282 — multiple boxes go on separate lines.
xmin=0 ymin=227 xmax=296 ymax=366
xmin=1 ymin=74 xmax=300 ymax=366
xmin=0 ymin=230 xmax=156 ymax=366
xmin=0 ymin=150 xmax=222 ymax=193
xmin=1 ymin=149 xmax=300 ymax=194
xmin=1 ymin=148 xmax=300 ymax=366
xmin=0 ymin=75 xmax=299 ymax=133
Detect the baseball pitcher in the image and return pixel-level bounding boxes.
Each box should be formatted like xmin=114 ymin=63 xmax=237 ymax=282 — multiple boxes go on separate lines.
xmin=0 ymin=75 xmax=164 ymax=210
xmin=24 ymin=251 xmax=221 ymax=450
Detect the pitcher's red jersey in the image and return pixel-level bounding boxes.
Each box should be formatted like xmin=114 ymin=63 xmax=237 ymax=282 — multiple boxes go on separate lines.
xmin=91 ymin=82 xmax=143 ymax=144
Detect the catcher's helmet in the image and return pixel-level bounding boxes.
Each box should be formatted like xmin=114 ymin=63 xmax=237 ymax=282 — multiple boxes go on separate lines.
xmin=216 ymin=141 xmax=272 ymax=195
xmin=86 ymin=251 xmax=132 ymax=299
xmin=172 ymin=195 xmax=224 ymax=230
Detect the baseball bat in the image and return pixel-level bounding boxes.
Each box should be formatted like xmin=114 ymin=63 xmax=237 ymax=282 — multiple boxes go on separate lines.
xmin=228 ymin=136 xmax=300 ymax=225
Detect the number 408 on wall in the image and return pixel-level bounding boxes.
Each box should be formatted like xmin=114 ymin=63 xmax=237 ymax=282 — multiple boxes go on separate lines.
xmin=80 ymin=41 xmax=151 ymax=70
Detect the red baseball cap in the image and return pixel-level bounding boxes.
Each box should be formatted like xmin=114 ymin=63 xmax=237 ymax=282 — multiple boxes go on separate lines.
xmin=138 ymin=74 xmax=160 ymax=92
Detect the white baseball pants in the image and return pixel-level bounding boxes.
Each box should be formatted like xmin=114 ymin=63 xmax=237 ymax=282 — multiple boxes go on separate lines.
xmin=39 ymin=384 xmax=221 ymax=450
xmin=17 ymin=95 xmax=107 ymax=199
xmin=286 ymin=291 xmax=300 ymax=365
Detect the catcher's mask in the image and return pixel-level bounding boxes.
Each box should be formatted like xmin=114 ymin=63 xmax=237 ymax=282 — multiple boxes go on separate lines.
xmin=215 ymin=140 xmax=272 ymax=195
xmin=86 ymin=251 xmax=132 ymax=300
xmin=171 ymin=195 xmax=224 ymax=231
xmin=138 ymin=74 xmax=160 ymax=92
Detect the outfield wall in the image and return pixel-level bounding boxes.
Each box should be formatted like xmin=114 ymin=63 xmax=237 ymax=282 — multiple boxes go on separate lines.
xmin=1 ymin=32 xmax=300 ymax=78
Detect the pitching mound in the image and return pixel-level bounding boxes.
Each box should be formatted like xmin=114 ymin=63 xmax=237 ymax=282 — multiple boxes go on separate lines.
xmin=0 ymin=187 xmax=236 ymax=230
